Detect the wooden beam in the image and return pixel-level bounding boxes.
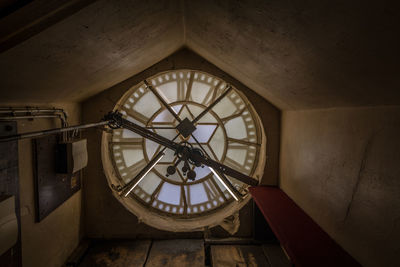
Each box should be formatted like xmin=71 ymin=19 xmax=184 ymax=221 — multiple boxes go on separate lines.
xmin=0 ymin=0 xmax=97 ymax=53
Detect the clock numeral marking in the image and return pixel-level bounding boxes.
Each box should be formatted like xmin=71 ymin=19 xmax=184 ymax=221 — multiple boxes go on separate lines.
xmin=150 ymin=181 xmax=164 ymax=204
xmin=185 ymin=71 xmax=194 ymax=101
xmin=209 ymin=175 xmax=228 ymax=202
xmin=203 ymin=179 xmax=219 ymax=201
xmin=207 ymin=80 xmax=223 ymax=106
xmin=181 ymin=185 xmax=188 ymax=215
xmin=111 ymin=138 xmax=143 ymax=146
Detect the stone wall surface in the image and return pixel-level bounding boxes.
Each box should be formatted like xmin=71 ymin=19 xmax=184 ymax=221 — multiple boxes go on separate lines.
xmin=280 ymin=106 xmax=400 ymax=267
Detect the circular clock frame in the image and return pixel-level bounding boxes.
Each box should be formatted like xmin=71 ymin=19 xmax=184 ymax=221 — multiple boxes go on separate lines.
xmin=101 ymin=69 xmax=266 ymax=232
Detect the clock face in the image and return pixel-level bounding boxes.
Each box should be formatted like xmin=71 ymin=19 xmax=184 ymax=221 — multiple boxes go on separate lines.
xmin=102 ymin=70 xmax=266 ymax=231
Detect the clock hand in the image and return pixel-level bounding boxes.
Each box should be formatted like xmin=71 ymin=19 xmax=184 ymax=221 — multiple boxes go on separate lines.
xmin=192 ymin=84 xmax=232 ymax=124
xmin=105 ymin=111 xmax=179 ymax=151
xmin=144 ymin=80 xmax=238 ymax=194
xmin=144 ymin=80 xmax=182 ymax=123
xmin=189 ymin=134 xmax=243 ymax=200
xmin=105 ymin=112 xmax=258 ymax=186
xmin=186 ymin=85 xmax=252 ymax=199
xmin=118 ymin=151 xmax=165 ymax=197
xmin=189 ymin=152 xmax=259 ymax=186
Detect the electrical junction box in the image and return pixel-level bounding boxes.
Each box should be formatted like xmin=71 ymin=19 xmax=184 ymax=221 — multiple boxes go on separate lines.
xmin=56 ymin=139 xmax=88 ymax=174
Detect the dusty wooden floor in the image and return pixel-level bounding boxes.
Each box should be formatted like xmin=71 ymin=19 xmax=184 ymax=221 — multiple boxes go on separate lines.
xmin=77 ymin=239 xmax=291 ymax=267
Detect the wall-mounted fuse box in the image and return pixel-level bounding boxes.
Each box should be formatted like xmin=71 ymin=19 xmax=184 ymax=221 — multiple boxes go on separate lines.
xmin=56 ymin=139 xmax=88 ymax=174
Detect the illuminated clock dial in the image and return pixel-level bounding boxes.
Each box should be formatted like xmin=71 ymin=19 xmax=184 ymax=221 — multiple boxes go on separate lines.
xmin=102 ymin=70 xmax=266 ymax=231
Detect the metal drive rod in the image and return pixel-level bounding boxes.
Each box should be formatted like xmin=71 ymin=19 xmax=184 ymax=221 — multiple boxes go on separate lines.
xmin=0 ymin=121 xmax=110 ymax=142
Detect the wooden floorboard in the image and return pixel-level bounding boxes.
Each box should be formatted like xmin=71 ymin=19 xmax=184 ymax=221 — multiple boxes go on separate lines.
xmin=145 ymin=239 xmax=204 ymax=267
xmin=262 ymin=245 xmax=292 ymax=267
xmin=211 ymin=245 xmax=271 ymax=267
xmin=75 ymin=239 xmax=286 ymax=267
xmin=78 ymin=240 xmax=151 ymax=267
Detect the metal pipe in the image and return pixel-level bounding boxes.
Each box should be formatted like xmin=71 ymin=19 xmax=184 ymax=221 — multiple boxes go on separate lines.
xmin=0 ymin=107 xmax=67 ymax=118
xmin=0 ymin=107 xmax=68 ymax=127
xmin=0 ymin=121 xmax=110 ymax=142
xmin=0 ymin=115 xmax=62 ymax=121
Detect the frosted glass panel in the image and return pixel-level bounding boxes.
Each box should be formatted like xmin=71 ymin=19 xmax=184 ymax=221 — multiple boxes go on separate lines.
xmin=208 ymin=127 xmax=225 ymax=160
xmin=157 ymin=183 xmax=181 ymax=205
xmin=191 ymin=82 xmax=211 ymax=103
xmin=190 ymin=124 xmax=217 ymax=143
xmin=186 ymin=104 xmax=202 ymax=118
xmin=226 ymin=147 xmax=247 ymax=165
xmin=145 ymin=139 xmax=160 ymax=159
xmin=156 ymin=82 xmax=177 ymax=103
xmin=172 ymin=104 xmax=183 ymax=114
xmin=139 ymin=172 xmax=161 ymax=194
xmin=178 ymin=106 xmax=194 ymax=120
xmin=122 ymin=128 xmax=141 ymax=139
xmin=189 ymin=183 xmax=208 ymax=204
xmin=225 ymin=117 xmax=247 ymax=139
xmin=122 ymin=148 xmax=143 ymax=167
xmin=134 ymin=92 xmax=161 ymax=117
xmin=197 ymin=112 xmax=217 ymax=123
xmin=153 ymin=109 xmax=175 ymax=122
xmin=212 ymin=97 xmax=236 ymax=118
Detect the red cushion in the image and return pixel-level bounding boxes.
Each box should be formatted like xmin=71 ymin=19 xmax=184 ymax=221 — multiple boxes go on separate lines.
xmin=249 ymin=186 xmax=361 ymax=267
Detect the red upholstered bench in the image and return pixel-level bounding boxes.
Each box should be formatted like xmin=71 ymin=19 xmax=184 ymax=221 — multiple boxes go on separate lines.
xmin=249 ymin=186 xmax=361 ymax=267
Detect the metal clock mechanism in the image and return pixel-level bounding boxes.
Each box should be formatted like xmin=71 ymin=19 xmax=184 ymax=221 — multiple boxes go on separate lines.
xmin=0 ymin=83 xmax=259 ymax=203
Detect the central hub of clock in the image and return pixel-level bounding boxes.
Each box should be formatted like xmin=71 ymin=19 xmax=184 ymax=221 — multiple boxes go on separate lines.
xmin=176 ymin=117 xmax=196 ymax=138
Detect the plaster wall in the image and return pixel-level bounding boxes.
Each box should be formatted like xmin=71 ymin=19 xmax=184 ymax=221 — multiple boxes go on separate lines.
xmin=14 ymin=102 xmax=83 ymax=267
xmin=280 ymin=106 xmax=400 ymax=267
xmin=81 ymin=49 xmax=280 ymax=239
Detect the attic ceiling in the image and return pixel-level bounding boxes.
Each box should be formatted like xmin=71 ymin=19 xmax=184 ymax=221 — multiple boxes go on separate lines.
xmin=0 ymin=0 xmax=399 ymax=110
